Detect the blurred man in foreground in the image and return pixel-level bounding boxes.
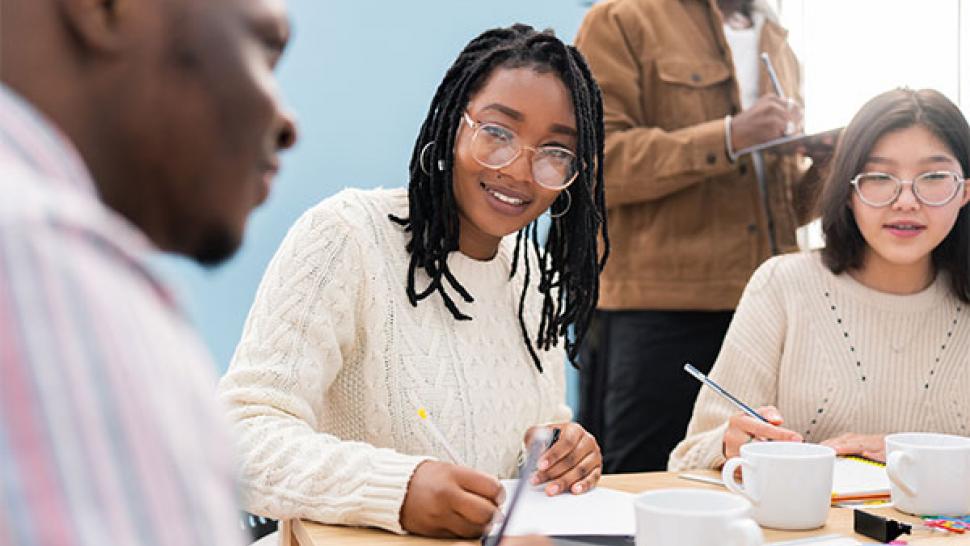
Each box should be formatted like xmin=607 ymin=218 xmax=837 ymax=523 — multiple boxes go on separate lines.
xmin=0 ymin=0 xmax=297 ymax=544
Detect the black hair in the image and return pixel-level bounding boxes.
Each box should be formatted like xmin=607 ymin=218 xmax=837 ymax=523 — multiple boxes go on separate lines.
xmin=389 ymin=24 xmax=609 ymax=372
xmin=819 ymin=88 xmax=970 ymax=303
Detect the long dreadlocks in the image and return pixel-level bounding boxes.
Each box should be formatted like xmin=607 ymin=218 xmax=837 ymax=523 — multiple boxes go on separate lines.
xmin=389 ymin=24 xmax=609 ymax=373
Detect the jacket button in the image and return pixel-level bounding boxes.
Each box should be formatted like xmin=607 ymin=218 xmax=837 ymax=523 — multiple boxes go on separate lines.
xmin=747 ymin=224 xmax=758 ymax=233
xmin=706 ymin=152 xmax=717 ymax=165
xmin=739 ymin=164 xmax=748 ymax=175
xmin=691 ymin=73 xmax=702 ymax=83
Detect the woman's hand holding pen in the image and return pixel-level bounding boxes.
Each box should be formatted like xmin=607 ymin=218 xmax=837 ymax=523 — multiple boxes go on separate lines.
xmin=722 ymin=405 xmax=803 ymax=459
xmin=400 ymin=460 xmax=504 ymax=538
xmin=524 ymin=423 xmax=602 ymax=497
xmin=821 ymin=433 xmax=887 ymax=463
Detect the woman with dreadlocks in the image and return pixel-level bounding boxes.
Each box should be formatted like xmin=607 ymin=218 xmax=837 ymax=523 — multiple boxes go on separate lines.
xmin=218 ymin=24 xmax=609 ymax=538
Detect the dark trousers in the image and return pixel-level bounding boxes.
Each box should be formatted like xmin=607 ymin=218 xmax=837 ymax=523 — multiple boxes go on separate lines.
xmin=578 ymin=309 xmax=733 ymax=473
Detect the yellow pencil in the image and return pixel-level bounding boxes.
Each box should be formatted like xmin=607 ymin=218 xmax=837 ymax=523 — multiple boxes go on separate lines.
xmin=417 ymin=408 xmax=464 ymax=466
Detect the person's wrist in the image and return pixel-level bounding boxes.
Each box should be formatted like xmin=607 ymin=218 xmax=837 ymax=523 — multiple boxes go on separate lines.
xmin=724 ymin=115 xmax=739 ymax=163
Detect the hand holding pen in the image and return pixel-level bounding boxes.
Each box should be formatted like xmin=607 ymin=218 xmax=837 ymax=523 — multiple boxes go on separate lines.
xmin=400 ymin=459 xmax=505 ymax=538
xmin=727 ymin=53 xmax=802 ymax=153
xmin=401 ymin=409 xmax=505 ymax=538
xmin=729 ymin=95 xmax=803 ymax=152
xmin=683 ymin=363 xmax=802 ymax=459
xmin=760 ymin=52 xmax=800 ymax=136
xmin=723 ymin=404 xmax=803 ymax=458
xmin=523 ymin=422 xmax=602 ymax=496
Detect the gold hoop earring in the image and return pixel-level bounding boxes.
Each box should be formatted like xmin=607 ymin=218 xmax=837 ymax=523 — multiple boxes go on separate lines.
xmin=549 ymin=190 xmax=572 ymax=219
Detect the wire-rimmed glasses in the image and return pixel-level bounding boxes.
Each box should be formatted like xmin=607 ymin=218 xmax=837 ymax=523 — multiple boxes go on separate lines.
xmin=462 ymin=112 xmax=579 ymax=190
xmin=850 ymin=171 xmax=966 ymax=207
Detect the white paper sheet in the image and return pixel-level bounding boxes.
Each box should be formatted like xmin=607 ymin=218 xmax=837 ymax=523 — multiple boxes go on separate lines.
xmin=494 ymin=479 xmax=635 ymax=537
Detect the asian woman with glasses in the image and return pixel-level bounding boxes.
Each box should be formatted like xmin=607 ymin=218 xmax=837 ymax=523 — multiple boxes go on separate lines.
xmin=670 ymin=88 xmax=970 ymax=471
xmin=217 ymin=25 xmax=608 ymax=538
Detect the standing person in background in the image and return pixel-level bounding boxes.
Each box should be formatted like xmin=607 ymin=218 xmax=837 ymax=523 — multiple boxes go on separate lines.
xmin=575 ymin=0 xmax=832 ymax=473
xmin=0 ymin=0 xmax=297 ymax=544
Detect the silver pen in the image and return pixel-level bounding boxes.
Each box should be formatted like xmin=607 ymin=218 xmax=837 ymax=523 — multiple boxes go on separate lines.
xmin=760 ymin=52 xmax=786 ymax=99
xmin=678 ymin=472 xmax=727 ymax=487
xmin=683 ymin=363 xmax=770 ymax=424
xmin=759 ymin=52 xmax=797 ymax=135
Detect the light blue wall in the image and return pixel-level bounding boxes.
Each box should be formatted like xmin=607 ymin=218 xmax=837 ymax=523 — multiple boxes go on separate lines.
xmin=158 ymin=1 xmax=590 ymax=409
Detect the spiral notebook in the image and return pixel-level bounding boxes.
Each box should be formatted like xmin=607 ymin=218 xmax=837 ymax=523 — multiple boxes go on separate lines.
xmin=831 ymin=456 xmax=890 ymax=502
xmin=679 ymin=455 xmax=890 ymax=504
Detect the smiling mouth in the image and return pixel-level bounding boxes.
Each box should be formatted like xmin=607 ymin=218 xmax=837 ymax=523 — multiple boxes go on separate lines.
xmin=480 ymin=181 xmax=531 ymax=206
xmin=884 ymin=223 xmax=925 ymax=231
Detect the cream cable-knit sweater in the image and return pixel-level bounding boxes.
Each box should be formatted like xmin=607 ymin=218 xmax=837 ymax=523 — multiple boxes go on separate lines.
xmin=669 ymin=251 xmax=970 ymax=471
xmin=218 ymin=187 xmax=570 ymax=533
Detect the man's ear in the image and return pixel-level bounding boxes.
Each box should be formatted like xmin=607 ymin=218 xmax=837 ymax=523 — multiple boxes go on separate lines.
xmin=58 ymin=0 xmax=127 ymax=53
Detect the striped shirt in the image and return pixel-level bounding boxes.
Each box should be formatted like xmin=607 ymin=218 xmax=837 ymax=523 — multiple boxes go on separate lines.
xmin=0 ymin=85 xmax=245 ymax=545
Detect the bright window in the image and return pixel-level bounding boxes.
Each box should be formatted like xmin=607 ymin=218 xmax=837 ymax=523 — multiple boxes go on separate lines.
xmin=770 ymin=0 xmax=967 ymax=248
xmin=776 ymin=0 xmax=964 ymax=133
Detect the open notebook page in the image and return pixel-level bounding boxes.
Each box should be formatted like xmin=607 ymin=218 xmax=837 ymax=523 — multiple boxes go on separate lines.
xmin=680 ymin=455 xmax=889 ymax=503
xmin=491 ymin=479 xmax=635 ymax=537
xmin=832 ymin=456 xmax=890 ymax=501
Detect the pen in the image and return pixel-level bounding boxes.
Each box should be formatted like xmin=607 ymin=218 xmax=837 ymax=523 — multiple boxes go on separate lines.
xmin=760 ymin=53 xmax=796 ymax=136
xmin=759 ymin=52 xmax=786 ymax=99
xmin=679 ymin=472 xmax=727 ymax=487
xmin=535 ymin=427 xmax=559 ymax=472
xmin=417 ymin=408 xmax=465 ymax=466
xmin=683 ymin=363 xmax=770 ymax=424
xmin=548 ymin=427 xmax=561 ymax=449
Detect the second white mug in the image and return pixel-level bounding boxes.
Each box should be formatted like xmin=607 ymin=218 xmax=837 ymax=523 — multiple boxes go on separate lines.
xmin=722 ymin=441 xmax=835 ymax=529
xmin=634 ymin=488 xmax=763 ymax=546
xmin=886 ymin=432 xmax=970 ymax=516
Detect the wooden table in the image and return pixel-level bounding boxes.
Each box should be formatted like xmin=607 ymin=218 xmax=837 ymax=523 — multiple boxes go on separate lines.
xmin=281 ymin=471 xmax=970 ymax=545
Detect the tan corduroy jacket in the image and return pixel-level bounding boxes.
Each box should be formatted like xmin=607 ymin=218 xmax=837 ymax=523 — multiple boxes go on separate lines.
xmin=576 ymin=0 xmax=818 ymax=310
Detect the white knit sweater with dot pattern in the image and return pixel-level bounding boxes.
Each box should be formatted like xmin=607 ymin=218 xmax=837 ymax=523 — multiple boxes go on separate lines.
xmin=218 ymin=187 xmax=570 ymax=533
xmin=669 ymin=251 xmax=970 ymax=471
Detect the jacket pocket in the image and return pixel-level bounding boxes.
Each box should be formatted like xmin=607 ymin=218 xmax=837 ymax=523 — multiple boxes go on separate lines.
xmin=653 ymin=58 xmax=732 ymax=129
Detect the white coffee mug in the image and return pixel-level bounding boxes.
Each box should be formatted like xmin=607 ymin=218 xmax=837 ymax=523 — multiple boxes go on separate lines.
xmin=722 ymin=441 xmax=835 ymax=529
xmin=885 ymin=432 xmax=970 ymax=516
xmin=634 ymin=488 xmax=763 ymax=546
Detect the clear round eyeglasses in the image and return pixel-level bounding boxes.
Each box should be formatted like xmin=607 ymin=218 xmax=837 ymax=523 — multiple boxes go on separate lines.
xmin=850 ymin=171 xmax=966 ymax=207
xmin=462 ymin=112 xmax=579 ymax=190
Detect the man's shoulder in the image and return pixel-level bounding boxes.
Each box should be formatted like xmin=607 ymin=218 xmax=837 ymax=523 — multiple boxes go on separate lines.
xmin=0 ymin=163 xmax=107 ymax=230
xmin=0 ymin=164 xmax=166 ymax=298
xmin=0 ymin=163 xmax=63 ymax=222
